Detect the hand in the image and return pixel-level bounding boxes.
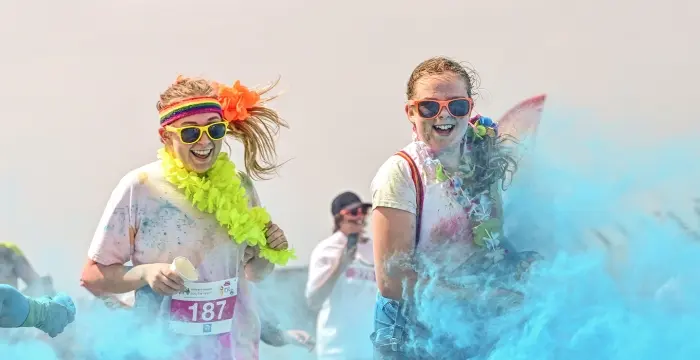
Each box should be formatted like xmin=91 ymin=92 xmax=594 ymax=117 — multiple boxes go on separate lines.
xmin=265 ymin=223 xmax=288 ymax=250
xmin=284 ymin=330 xmax=315 ymax=351
xmin=243 ymin=246 xmax=259 ymax=264
xmin=36 ymin=293 xmax=76 ymax=338
xmin=339 ymin=244 xmax=358 ymax=270
xmin=142 ymin=263 xmax=184 ymax=296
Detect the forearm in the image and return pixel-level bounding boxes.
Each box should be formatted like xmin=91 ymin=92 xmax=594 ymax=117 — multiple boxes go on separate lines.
xmin=260 ymin=319 xmax=286 ymax=347
xmin=306 ymin=264 xmax=344 ymax=310
xmin=379 ymin=265 xmax=417 ymax=301
xmin=245 ymin=257 xmax=274 ymax=282
xmin=377 ymin=248 xmax=418 ymax=301
xmin=80 ymin=261 xmax=149 ymax=295
xmin=0 ymin=284 xmax=29 ymax=327
xmin=16 ymin=261 xmax=40 ymax=287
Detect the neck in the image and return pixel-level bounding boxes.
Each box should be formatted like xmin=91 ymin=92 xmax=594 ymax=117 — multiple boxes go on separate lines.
xmin=434 ymin=140 xmax=464 ymax=172
xmin=340 ymin=229 xmax=357 ymax=237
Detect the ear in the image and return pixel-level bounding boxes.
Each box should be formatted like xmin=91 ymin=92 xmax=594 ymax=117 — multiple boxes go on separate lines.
xmin=158 ymin=128 xmax=170 ymax=145
xmin=405 ymin=104 xmax=416 ymax=125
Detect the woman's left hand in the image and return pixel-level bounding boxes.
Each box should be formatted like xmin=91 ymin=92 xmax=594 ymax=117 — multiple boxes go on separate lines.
xmin=265 ymin=223 xmax=288 ymax=250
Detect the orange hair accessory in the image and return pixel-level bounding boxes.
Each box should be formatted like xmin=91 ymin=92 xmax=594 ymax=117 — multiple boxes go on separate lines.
xmin=215 ymin=80 xmax=261 ymax=122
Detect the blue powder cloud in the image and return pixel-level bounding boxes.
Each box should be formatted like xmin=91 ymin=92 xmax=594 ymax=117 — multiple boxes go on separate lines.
xmin=405 ymin=109 xmax=700 ymax=359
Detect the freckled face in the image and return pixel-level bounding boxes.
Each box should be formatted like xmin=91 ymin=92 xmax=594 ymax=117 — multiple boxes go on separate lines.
xmin=407 ymin=72 xmax=471 ymax=153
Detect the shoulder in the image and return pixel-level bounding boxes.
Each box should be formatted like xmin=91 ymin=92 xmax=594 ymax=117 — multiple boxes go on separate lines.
xmin=103 ymin=162 xmax=161 ymax=205
xmin=371 ymin=154 xmax=413 ymax=190
xmin=237 ymin=171 xmax=254 ymax=191
xmin=0 ymin=242 xmax=24 ymax=257
xmin=236 ymin=171 xmax=261 ymax=207
xmin=310 ymin=232 xmax=345 ymax=259
xmin=370 ymin=152 xmax=418 ymax=214
xmin=117 ymin=162 xmax=161 ymax=189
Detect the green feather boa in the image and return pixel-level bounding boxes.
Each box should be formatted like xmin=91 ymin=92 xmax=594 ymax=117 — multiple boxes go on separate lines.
xmin=158 ymin=149 xmax=294 ymax=265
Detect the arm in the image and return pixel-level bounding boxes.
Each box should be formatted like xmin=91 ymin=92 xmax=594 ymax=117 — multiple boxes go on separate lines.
xmin=370 ymin=155 xmax=420 ymax=301
xmin=80 ymin=173 xmax=141 ymax=295
xmin=0 ymin=284 xmax=76 ymax=337
xmin=305 ymin=242 xmax=348 ymax=311
xmin=372 ymin=207 xmax=418 ymax=300
xmin=240 ymin=172 xmax=274 ymax=281
xmin=81 ymin=261 xmax=150 ymax=295
xmin=259 ymin=317 xmax=286 ymax=347
xmin=0 ymin=284 xmax=29 ymax=327
xmin=10 ymin=252 xmax=40 ymax=287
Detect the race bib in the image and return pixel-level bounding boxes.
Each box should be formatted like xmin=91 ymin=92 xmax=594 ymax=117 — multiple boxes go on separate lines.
xmin=169 ymin=278 xmax=238 ymax=336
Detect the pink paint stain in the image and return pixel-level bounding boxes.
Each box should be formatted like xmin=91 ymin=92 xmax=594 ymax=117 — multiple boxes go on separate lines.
xmin=345 ymin=267 xmax=377 ymax=282
xmin=429 ymin=213 xmax=473 ymax=245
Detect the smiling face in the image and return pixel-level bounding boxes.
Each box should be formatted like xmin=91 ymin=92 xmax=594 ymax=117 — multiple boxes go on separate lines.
xmin=407 ymin=72 xmax=471 ymax=154
xmin=162 ymin=112 xmax=225 ymax=173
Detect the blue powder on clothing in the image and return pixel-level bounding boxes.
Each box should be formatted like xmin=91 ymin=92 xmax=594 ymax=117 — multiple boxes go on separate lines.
xmin=406 ymin=109 xmax=700 ymax=359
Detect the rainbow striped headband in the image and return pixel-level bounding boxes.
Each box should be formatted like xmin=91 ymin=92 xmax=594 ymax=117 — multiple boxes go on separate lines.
xmin=159 ymin=97 xmax=223 ymax=126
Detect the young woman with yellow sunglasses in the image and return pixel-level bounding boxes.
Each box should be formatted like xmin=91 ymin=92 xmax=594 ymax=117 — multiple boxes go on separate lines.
xmin=80 ymin=76 xmax=295 ymax=360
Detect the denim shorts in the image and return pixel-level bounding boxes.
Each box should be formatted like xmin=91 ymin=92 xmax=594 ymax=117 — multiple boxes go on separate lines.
xmin=369 ymin=293 xmax=409 ymax=359
xmin=370 ymin=293 xmax=497 ymax=360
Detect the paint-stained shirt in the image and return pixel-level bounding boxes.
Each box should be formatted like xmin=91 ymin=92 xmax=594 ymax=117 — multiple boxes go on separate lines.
xmin=371 ymin=141 xmax=538 ymax=286
xmin=87 ymin=161 xmax=260 ymax=360
xmin=371 ymin=141 xmax=508 ymax=272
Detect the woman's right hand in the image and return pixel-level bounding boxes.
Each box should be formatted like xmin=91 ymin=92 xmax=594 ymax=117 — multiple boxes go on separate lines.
xmin=141 ymin=263 xmax=185 ymax=296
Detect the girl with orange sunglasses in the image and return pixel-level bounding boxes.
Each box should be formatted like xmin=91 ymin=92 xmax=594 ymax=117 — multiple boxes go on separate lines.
xmin=370 ymin=56 xmax=546 ymax=358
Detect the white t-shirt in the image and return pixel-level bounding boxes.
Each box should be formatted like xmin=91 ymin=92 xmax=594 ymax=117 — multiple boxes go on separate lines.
xmin=305 ymin=232 xmax=376 ymax=360
xmin=370 ymin=154 xmax=417 ymax=215
xmin=87 ymin=161 xmax=259 ymax=360
xmin=370 ymin=142 xmax=490 ymax=270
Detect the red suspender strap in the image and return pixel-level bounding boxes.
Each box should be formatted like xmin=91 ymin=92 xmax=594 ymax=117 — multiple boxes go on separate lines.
xmin=395 ymin=151 xmax=424 ymax=247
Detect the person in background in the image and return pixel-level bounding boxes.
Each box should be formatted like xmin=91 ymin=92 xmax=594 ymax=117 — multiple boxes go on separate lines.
xmin=0 ymin=242 xmax=54 ymax=297
xmin=306 ymin=191 xmax=376 ymax=360
xmin=0 ymin=283 xmax=75 ymax=337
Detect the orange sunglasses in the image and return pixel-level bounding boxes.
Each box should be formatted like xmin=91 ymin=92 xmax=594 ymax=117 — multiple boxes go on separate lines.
xmin=407 ymin=97 xmax=473 ymax=119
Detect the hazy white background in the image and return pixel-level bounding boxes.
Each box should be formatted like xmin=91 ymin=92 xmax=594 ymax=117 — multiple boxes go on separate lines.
xmin=0 ymin=0 xmax=697 ymax=298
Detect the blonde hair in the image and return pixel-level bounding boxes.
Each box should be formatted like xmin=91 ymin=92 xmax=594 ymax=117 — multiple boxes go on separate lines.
xmin=157 ymin=76 xmax=288 ymax=180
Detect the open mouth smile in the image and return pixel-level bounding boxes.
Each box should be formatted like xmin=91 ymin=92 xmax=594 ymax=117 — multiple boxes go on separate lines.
xmin=433 ymin=124 xmax=455 ymax=136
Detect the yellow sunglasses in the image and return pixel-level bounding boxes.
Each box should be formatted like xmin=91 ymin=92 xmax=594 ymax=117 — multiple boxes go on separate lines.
xmin=164 ymin=122 xmax=228 ymax=144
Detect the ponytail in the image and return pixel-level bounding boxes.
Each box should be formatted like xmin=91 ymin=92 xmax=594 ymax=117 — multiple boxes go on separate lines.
xmin=222 ymin=78 xmax=288 ymax=180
